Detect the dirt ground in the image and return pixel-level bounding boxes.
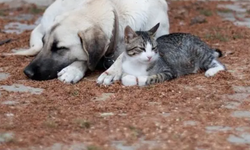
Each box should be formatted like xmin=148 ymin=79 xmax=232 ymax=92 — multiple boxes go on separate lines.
xmin=1 ymin=1 xmax=250 ymax=150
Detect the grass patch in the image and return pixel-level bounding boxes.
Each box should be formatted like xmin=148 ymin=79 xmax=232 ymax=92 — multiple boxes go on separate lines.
xmin=74 ymin=118 xmax=91 ymax=129
xmin=0 ymin=10 xmax=6 ymax=16
xmin=71 ymin=90 xmax=79 ymax=96
xmin=29 ymin=7 xmax=45 ymax=14
xmin=217 ymin=8 xmax=233 ymax=13
xmin=43 ymin=119 xmax=58 ymax=128
xmin=87 ymin=145 xmax=101 ymax=150
xmin=233 ymin=34 xmax=244 ymax=40
xmin=128 ymin=126 xmax=143 ymax=138
xmin=247 ymin=9 xmax=250 ymax=14
xmin=0 ymin=133 xmax=15 ymax=143
xmin=204 ymin=33 xmax=229 ymax=42
xmin=200 ymin=10 xmax=213 ymax=16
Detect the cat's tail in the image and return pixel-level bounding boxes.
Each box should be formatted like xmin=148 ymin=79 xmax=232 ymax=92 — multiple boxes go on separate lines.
xmin=213 ymin=49 xmax=223 ymax=58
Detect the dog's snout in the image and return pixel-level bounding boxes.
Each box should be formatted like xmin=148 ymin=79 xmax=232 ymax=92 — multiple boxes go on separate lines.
xmin=23 ymin=67 xmax=35 ymax=79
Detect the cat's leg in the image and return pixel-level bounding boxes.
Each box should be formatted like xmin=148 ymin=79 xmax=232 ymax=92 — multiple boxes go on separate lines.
xmin=145 ymin=72 xmax=175 ymax=85
xmin=205 ymin=59 xmax=226 ymax=77
xmin=122 ymin=72 xmax=174 ymax=86
xmin=121 ymin=74 xmax=148 ymax=86
xmin=121 ymin=74 xmax=137 ymax=86
xmin=97 ymin=52 xmax=124 ymax=85
xmin=4 ymin=24 xmax=44 ymax=56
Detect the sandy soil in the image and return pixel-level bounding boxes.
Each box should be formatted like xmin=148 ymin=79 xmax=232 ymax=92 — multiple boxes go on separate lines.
xmin=1 ymin=1 xmax=250 ymax=150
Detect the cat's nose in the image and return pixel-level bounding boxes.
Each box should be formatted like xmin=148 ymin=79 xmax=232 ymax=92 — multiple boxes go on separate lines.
xmin=147 ymin=56 xmax=152 ymax=61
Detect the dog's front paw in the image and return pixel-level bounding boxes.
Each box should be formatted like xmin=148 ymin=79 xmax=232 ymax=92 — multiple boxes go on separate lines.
xmin=96 ymin=71 xmax=121 ymax=85
xmin=122 ymin=75 xmax=137 ymax=86
xmin=57 ymin=66 xmax=84 ymax=83
xmin=97 ymin=53 xmax=124 ymax=85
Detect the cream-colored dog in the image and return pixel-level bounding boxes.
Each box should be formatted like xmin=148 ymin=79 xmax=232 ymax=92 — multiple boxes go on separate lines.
xmin=7 ymin=0 xmax=170 ymax=83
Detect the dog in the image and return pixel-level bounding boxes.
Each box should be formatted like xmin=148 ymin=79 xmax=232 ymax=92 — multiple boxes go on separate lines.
xmin=6 ymin=0 xmax=170 ymax=84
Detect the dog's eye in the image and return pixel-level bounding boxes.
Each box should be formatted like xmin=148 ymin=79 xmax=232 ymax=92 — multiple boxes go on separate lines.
xmin=51 ymin=44 xmax=69 ymax=52
xmin=57 ymin=46 xmax=69 ymax=50
xmin=52 ymin=47 xmax=68 ymax=52
xmin=51 ymin=40 xmax=69 ymax=52
xmin=42 ymin=36 xmax=45 ymax=43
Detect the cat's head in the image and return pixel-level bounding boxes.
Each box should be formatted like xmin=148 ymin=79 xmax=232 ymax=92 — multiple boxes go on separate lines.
xmin=124 ymin=23 xmax=160 ymax=64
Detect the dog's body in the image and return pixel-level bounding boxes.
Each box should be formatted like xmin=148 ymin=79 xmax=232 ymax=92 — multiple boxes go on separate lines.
xmin=9 ymin=0 xmax=170 ymax=83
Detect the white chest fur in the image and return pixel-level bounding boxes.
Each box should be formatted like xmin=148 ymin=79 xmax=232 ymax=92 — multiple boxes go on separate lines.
xmin=122 ymin=58 xmax=149 ymax=77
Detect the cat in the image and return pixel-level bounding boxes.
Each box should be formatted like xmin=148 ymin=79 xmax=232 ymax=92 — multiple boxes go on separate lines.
xmin=121 ymin=23 xmax=226 ymax=86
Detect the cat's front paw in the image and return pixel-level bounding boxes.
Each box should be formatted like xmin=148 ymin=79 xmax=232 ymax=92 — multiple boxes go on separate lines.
xmin=122 ymin=75 xmax=137 ymax=86
xmin=205 ymin=66 xmax=225 ymax=77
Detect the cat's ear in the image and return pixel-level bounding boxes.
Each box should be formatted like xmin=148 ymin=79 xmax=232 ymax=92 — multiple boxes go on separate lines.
xmin=148 ymin=23 xmax=160 ymax=37
xmin=124 ymin=25 xmax=138 ymax=43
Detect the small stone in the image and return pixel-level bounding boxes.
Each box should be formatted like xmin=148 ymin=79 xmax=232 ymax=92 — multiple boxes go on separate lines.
xmin=190 ymin=15 xmax=207 ymax=25
xmin=184 ymin=121 xmax=198 ymax=126
xmin=0 ymin=84 xmax=44 ymax=95
xmin=206 ymin=126 xmax=232 ymax=133
xmin=0 ymin=73 xmax=9 ymax=81
xmin=161 ymin=112 xmax=171 ymax=117
xmin=222 ymin=101 xmax=241 ymax=109
xmin=1 ymin=101 xmax=19 ymax=106
xmin=231 ymin=111 xmax=250 ymax=118
xmin=92 ymin=93 xmax=114 ymax=101
xmin=5 ymin=113 xmax=14 ymax=117
xmin=100 ymin=112 xmax=114 ymax=117
xmin=0 ymin=132 xmax=15 ymax=143
xmin=228 ymin=133 xmax=250 ymax=144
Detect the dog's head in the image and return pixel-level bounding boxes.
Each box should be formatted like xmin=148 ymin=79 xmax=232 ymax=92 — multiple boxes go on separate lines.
xmin=24 ymin=10 xmax=119 ymax=81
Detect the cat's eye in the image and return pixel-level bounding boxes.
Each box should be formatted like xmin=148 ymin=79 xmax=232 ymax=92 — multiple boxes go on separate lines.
xmin=139 ymin=47 xmax=146 ymax=51
xmin=152 ymin=47 xmax=157 ymax=51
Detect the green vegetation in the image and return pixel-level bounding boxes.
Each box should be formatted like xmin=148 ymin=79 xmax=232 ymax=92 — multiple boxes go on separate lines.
xmin=128 ymin=125 xmax=143 ymax=138
xmin=200 ymin=10 xmax=213 ymax=17
xmin=87 ymin=145 xmax=101 ymax=150
xmin=29 ymin=7 xmax=45 ymax=14
xmin=74 ymin=118 xmax=91 ymax=129
xmin=0 ymin=10 xmax=6 ymax=16
xmin=71 ymin=90 xmax=79 ymax=96
xmin=43 ymin=119 xmax=58 ymax=128
xmin=204 ymin=33 xmax=229 ymax=42
xmin=217 ymin=8 xmax=233 ymax=13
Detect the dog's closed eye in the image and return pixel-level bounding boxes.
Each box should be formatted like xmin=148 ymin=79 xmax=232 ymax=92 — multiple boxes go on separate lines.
xmin=57 ymin=46 xmax=69 ymax=50
xmin=51 ymin=40 xmax=69 ymax=52
xmin=42 ymin=35 xmax=45 ymax=44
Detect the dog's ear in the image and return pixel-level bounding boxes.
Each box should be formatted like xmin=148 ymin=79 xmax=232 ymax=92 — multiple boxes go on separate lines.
xmin=78 ymin=27 xmax=109 ymax=71
xmin=148 ymin=23 xmax=160 ymax=37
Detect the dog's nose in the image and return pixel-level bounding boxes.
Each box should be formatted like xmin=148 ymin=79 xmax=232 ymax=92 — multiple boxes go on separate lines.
xmin=23 ymin=68 xmax=35 ymax=79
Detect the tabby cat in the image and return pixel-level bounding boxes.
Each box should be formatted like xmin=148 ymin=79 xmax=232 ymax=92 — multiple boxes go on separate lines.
xmin=121 ymin=23 xmax=226 ymax=86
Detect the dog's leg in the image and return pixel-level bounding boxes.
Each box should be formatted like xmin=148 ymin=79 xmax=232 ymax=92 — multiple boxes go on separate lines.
xmin=57 ymin=60 xmax=88 ymax=83
xmin=97 ymin=52 xmax=124 ymax=85
xmin=4 ymin=24 xmax=44 ymax=56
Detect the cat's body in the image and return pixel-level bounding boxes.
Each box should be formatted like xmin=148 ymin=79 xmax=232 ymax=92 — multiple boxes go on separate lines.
xmin=121 ymin=24 xmax=226 ymax=86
